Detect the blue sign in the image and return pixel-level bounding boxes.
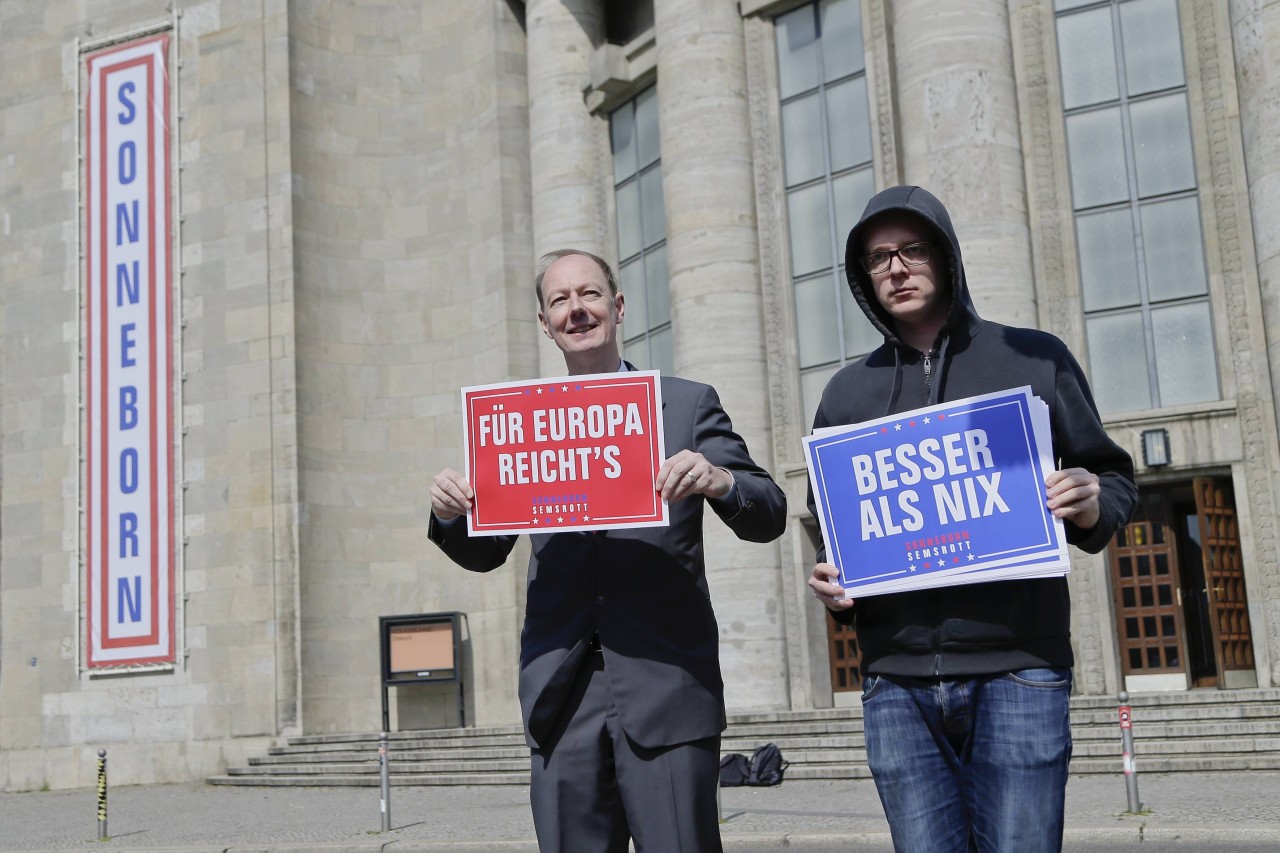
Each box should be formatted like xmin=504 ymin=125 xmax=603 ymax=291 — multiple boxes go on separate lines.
xmin=805 ymin=388 xmax=1067 ymax=596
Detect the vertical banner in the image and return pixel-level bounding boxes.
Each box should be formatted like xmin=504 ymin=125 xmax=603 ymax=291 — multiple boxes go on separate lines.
xmin=84 ymin=34 xmax=175 ymax=667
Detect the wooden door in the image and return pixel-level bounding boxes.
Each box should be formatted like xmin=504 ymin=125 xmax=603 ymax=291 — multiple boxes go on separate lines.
xmin=1193 ymin=477 xmax=1256 ymax=680
xmin=1109 ymin=518 xmax=1190 ymax=677
xmin=828 ymin=619 xmax=861 ymax=693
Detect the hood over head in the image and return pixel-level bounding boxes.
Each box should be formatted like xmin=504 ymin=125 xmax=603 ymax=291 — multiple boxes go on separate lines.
xmin=844 ymin=185 xmax=982 ymax=352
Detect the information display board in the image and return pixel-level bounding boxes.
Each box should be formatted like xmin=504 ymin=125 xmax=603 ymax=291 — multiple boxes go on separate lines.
xmin=378 ymin=612 xmax=465 ymax=731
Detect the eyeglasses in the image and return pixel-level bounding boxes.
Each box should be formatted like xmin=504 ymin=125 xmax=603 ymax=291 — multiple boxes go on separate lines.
xmin=861 ymin=242 xmax=931 ymax=275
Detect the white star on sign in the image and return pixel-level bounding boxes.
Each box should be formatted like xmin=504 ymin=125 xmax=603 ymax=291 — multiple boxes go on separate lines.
xmin=909 ymin=564 xmax=917 ymax=572
xmin=583 ymin=516 xmax=591 ymax=522
xmin=894 ymin=423 xmax=903 ymax=431
xmin=967 ymin=554 xmax=975 ymax=561
xmin=537 ymin=387 xmax=544 ymax=394
xmin=923 ymin=417 xmax=931 ymax=424
xmin=557 ymin=516 xmax=564 ymax=523
xmin=561 ymin=385 xmax=569 ymax=392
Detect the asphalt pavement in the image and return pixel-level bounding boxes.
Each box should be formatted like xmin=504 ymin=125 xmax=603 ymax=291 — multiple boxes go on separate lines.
xmin=1 ymin=770 xmax=1278 ymax=852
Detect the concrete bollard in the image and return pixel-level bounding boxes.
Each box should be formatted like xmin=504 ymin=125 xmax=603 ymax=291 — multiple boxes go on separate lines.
xmin=96 ymin=749 xmax=108 ymax=840
xmin=379 ymin=732 xmax=391 ymax=832
xmin=1117 ymin=692 xmax=1143 ymax=813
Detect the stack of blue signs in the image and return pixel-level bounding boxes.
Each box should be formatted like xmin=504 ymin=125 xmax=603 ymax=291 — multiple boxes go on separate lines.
xmin=804 ymin=386 xmax=1069 ymax=598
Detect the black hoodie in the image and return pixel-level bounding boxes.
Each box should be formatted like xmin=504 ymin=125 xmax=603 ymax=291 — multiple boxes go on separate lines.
xmin=812 ymin=185 xmax=1138 ymax=678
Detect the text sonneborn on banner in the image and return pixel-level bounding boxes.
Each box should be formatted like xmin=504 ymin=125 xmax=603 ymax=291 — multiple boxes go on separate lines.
xmin=462 ymin=371 xmax=668 ymax=536
xmin=84 ymin=33 xmax=176 ymax=667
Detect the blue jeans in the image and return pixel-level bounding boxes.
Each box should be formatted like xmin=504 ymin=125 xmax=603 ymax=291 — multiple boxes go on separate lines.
xmin=861 ymin=669 xmax=1072 ymax=853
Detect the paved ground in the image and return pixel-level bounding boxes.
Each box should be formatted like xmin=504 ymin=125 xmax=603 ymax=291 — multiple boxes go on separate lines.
xmin=1 ymin=770 xmax=1278 ymax=851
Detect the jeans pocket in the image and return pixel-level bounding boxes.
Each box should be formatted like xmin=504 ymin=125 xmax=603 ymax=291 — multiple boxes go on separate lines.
xmin=1005 ymin=666 xmax=1072 ymax=689
xmin=860 ymin=674 xmax=883 ymax=702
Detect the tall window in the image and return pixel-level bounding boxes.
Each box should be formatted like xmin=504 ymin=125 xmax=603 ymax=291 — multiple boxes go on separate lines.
xmin=1056 ymin=0 xmax=1219 ymax=414
xmin=775 ymin=0 xmax=878 ymax=426
xmin=611 ymin=86 xmax=673 ymax=376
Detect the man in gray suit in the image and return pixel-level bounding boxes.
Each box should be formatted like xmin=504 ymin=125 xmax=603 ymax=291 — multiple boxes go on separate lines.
xmin=429 ymin=249 xmax=787 ymax=853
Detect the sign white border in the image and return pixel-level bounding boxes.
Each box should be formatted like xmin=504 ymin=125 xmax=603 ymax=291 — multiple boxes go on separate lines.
xmin=84 ymin=34 xmax=175 ymax=667
xmin=804 ymin=387 xmax=1069 ymax=597
xmin=461 ymin=371 xmax=669 ymax=536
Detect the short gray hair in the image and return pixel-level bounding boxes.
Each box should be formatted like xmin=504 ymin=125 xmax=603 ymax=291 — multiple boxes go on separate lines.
xmin=534 ymin=249 xmax=619 ymax=308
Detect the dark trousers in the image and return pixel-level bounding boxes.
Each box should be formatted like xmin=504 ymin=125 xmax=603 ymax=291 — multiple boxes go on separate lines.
xmin=529 ymin=651 xmax=723 ymax=853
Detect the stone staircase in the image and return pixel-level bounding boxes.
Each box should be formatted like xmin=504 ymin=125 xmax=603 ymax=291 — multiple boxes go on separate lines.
xmin=207 ymin=688 xmax=1280 ymax=787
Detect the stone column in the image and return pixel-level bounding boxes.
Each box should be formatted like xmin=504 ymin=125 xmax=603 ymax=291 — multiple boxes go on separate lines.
xmin=653 ymin=0 xmax=788 ymax=711
xmin=890 ymin=0 xmax=1037 ymax=328
xmin=1230 ymin=0 xmax=1280 ymax=688
xmin=525 ymin=0 xmax=608 ymax=376
xmin=1231 ymin=0 xmax=1280 ymax=424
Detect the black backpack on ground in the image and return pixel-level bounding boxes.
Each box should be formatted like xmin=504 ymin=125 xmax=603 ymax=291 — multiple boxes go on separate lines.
xmin=746 ymin=742 xmax=789 ymax=786
xmin=719 ymin=743 xmax=790 ymax=787
xmin=718 ymin=752 xmax=750 ymax=787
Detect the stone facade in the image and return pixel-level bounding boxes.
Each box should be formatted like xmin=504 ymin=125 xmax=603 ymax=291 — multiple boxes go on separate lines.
xmin=2 ymin=0 xmax=1280 ymax=791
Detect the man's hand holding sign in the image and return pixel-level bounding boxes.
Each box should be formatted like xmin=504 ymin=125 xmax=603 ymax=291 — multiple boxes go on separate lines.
xmin=1045 ymin=467 xmax=1102 ymax=529
xmin=655 ymin=449 xmax=735 ymax=504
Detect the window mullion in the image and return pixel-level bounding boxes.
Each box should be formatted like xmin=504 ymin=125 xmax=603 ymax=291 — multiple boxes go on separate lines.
xmin=810 ymin=3 xmax=848 ymax=368
xmin=1112 ymin=2 xmax=1163 ymax=408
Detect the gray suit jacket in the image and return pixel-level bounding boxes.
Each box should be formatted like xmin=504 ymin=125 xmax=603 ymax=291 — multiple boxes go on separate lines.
xmin=429 ymin=375 xmax=787 ymax=750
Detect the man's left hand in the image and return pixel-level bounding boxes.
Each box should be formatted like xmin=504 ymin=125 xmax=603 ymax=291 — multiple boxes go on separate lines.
xmin=656 ymin=450 xmax=733 ymax=504
xmin=1046 ymin=467 xmax=1101 ymax=530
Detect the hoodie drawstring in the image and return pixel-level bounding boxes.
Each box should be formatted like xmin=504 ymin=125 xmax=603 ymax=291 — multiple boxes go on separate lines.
xmin=884 ymin=347 xmax=904 ymax=417
xmin=884 ymin=334 xmax=950 ymax=415
xmin=928 ymin=335 xmax=951 ymax=406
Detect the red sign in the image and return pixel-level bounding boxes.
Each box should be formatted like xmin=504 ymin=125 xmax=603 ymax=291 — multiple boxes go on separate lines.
xmin=462 ymin=371 xmax=668 ymax=535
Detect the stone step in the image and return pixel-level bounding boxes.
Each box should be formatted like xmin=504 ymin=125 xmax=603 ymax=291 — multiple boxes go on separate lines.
xmin=258 ymin=714 xmax=1276 ymax=751
xmin=245 ymin=735 xmax=1280 ymax=775
xmin=231 ymin=757 xmax=532 ymax=775
xmin=1067 ymin=688 xmax=1280 ymax=708
xmin=209 ymin=772 xmax=532 ymax=787
xmin=724 ymin=719 xmax=865 ymax=736
xmin=1069 ymin=704 xmax=1280 ymax=725
xmin=1071 ymin=719 xmax=1280 ymax=740
xmin=724 ymin=734 xmax=862 ymax=749
xmin=254 ymin=746 xmax=531 ymax=765
xmin=1066 ymin=754 xmax=1280 ymax=774
xmin=1076 ymin=736 xmax=1280 ymax=756
xmin=252 ymin=729 xmax=1277 ymax=766
xmin=267 ymin=693 xmax=1278 ymax=742
xmin=210 ymin=753 xmax=1280 ymax=788
xmin=272 ymin=734 xmax=527 ymax=754
xmin=782 ymin=764 xmax=876 ymax=780
xmin=723 ymin=708 xmax=867 ymax=724
xmin=286 ymin=724 xmax=525 ymax=746
xmin=253 ymin=720 xmax=1278 ymax=762
xmin=213 ymin=690 xmax=1280 ymax=787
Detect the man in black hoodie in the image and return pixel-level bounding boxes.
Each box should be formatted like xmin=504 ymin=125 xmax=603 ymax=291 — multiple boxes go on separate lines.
xmin=807 ymin=186 xmax=1137 ymax=853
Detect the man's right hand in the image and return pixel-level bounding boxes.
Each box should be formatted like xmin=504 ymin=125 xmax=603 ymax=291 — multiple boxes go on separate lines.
xmin=431 ymin=468 xmax=474 ymax=521
xmin=808 ymin=562 xmax=854 ymax=612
